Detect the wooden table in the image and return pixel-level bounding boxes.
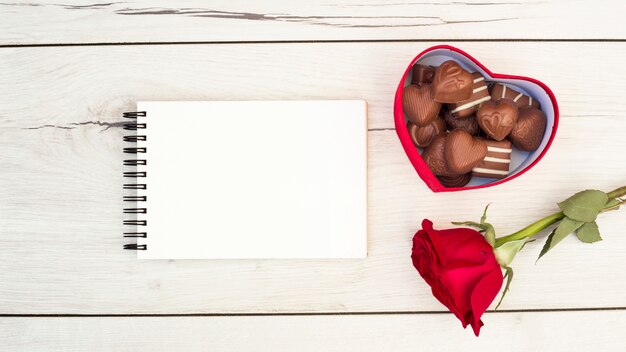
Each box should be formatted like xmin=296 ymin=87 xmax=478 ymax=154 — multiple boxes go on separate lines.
xmin=1 ymin=1 xmax=625 ymax=350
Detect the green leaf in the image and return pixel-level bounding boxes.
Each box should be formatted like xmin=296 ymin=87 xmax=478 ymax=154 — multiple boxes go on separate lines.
xmin=576 ymin=221 xmax=602 ymax=243
xmin=604 ymin=198 xmax=624 ymax=212
xmin=558 ymin=190 xmax=609 ymax=222
xmin=605 ymin=198 xmax=622 ymax=208
xmin=479 ymin=203 xmax=496 ymax=247
xmin=451 ymin=221 xmax=486 ymax=231
xmin=494 ymin=238 xmax=530 ymax=267
xmin=480 ymin=203 xmax=491 ymax=225
xmin=537 ymin=217 xmax=584 ymax=260
xmin=495 ymin=266 xmax=514 ymax=310
xmin=483 ymin=224 xmax=496 ymax=248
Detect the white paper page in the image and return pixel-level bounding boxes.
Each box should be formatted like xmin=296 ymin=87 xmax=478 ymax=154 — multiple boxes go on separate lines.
xmin=135 ymin=100 xmax=367 ymax=259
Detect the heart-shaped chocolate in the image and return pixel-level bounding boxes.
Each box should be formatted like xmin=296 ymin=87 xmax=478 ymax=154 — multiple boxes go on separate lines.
xmin=508 ymin=107 xmax=547 ymax=151
xmin=476 ymin=99 xmax=519 ymax=141
xmin=443 ymin=109 xmax=480 ymax=136
xmin=447 ymin=72 xmax=490 ymax=118
xmin=407 ymin=117 xmax=446 ymax=148
xmin=444 ymin=129 xmax=487 ymax=174
xmin=402 ymin=84 xmax=442 ymax=126
xmin=421 ymin=134 xmax=455 ymax=176
xmin=411 ymin=64 xmax=435 ymax=86
xmin=432 ymin=60 xmax=473 ymax=103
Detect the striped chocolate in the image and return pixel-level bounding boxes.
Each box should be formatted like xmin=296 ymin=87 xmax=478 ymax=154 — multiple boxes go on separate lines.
xmin=447 ymin=72 xmax=490 ymax=118
xmin=471 ymin=139 xmax=512 ymax=179
xmin=490 ymin=83 xmax=540 ymax=110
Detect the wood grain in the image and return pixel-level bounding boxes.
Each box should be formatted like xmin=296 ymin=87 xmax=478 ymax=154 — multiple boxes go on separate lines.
xmin=1 ymin=43 xmax=626 ymax=314
xmin=1 ymin=1 xmax=625 ymax=45
xmin=2 ymin=311 xmax=625 ymax=351
xmin=2 ymin=42 xmax=626 ymax=131
xmin=3 ymin=1 xmax=625 ymax=349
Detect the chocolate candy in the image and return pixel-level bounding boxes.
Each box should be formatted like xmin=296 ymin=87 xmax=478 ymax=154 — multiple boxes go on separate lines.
xmin=407 ymin=117 xmax=446 ymax=148
xmin=437 ymin=173 xmax=472 ymax=188
xmin=422 ymin=134 xmax=454 ymax=176
xmin=411 ymin=64 xmax=436 ymax=85
xmin=403 ymin=84 xmax=442 ymax=126
xmin=447 ymin=72 xmax=490 ymax=118
xmin=490 ymin=83 xmax=540 ymax=109
xmin=432 ymin=61 xmax=473 ymax=103
xmin=444 ymin=129 xmax=488 ymax=174
xmin=472 ymin=139 xmax=512 ymax=179
xmin=508 ymin=107 xmax=547 ymax=151
xmin=409 ymin=58 xmax=550 ymax=187
xmin=476 ymin=99 xmax=519 ymax=141
xmin=444 ymin=110 xmax=480 ymax=136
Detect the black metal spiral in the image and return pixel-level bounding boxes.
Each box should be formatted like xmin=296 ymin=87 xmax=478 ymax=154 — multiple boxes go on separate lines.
xmin=123 ymin=244 xmax=147 ymax=250
xmin=123 ymin=111 xmax=147 ymax=250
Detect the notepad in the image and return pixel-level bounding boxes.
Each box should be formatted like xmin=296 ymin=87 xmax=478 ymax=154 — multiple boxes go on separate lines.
xmin=123 ymin=100 xmax=367 ymax=259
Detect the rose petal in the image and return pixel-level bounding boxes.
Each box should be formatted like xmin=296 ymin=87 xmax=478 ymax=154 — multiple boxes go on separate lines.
xmin=469 ymin=267 xmax=504 ymax=336
xmin=421 ymin=221 xmax=493 ymax=267
xmin=412 ymin=228 xmax=441 ymax=280
xmin=438 ymin=266 xmax=485 ymax=323
xmin=432 ymin=280 xmax=464 ymax=324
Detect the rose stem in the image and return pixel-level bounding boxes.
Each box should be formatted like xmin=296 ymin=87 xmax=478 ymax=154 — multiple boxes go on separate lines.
xmin=608 ymin=186 xmax=626 ymax=199
xmin=494 ymin=186 xmax=626 ymax=247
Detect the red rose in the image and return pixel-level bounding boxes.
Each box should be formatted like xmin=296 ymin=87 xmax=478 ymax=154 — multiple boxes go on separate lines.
xmin=412 ymin=219 xmax=503 ymax=336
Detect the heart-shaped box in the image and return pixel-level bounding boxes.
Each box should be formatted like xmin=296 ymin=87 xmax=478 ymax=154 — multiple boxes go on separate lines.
xmin=394 ymin=45 xmax=559 ymax=192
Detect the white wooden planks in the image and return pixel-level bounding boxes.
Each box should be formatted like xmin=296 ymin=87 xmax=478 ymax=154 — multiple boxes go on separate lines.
xmin=1 ymin=0 xmax=625 ymax=45
xmin=1 ymin=43 xmax=626 ymax=314
xmin=1 ymin=311 xmax=624 ymax=351
xmin=2 ymin=42 xmax=626 ymax=131
xmin=3 ymin=0 xmax=626 ymax=350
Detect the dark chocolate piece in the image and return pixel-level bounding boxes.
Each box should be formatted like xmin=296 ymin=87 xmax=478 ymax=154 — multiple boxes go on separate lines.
xmin=437 ymin=173 xmax=472 ymax=188
xmin=490 ymin=83 xmax=540 ymax=110
xmin=476 ymin=99 xmax=519 ymax=141
xmin=508 ymin=107 xmax=547 ymax=151
xmin=407 ymin=117 xmax=446 ymax=148
xmin=411 ymin=64 xmax=436 ymax=85
xmin=444 ymin=129 xmax=488 ymax=174
xmin=432 ymin=60 xmax=473 ymax=103
xmin=444 ymin=110 xmax=480 ymax=136
xmin=472 ymin=139 xmax=512 ymax=179
xmin=447 ymin=72 xmax=490 ymax=118
xmin=402 ymin=84 xmax=442 ymax=127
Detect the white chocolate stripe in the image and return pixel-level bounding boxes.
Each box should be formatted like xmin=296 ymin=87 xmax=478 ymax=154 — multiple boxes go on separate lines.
xmin=513 ymin=92 xmax=524 ymax=102
xmin=473 ymin=77 xmax=485 ymax=83
xmin=487 ymin=146 xmax=512 ymax=153
xmin=472 ymin=167 xmax=509 ymax=175
xmin=449 ymin=95 xmax=491 ymax=113
xmin=472 ymin=85 xmax=487 ymax=94
xmin=529 ymin=96 xmax=533 ymax=105
xmin=501 ymin=84 xmax=506 ymax=99
xmin=484 ymin=156 xmax=510 ymax=163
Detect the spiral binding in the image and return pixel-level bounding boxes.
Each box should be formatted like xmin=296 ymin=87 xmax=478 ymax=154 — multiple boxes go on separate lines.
xmin=123 ymin=111 xmax=147 ymax=250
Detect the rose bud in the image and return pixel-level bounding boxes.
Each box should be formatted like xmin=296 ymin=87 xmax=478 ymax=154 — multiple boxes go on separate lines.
xmin=411 ymin=219 xmax=503 ymax=336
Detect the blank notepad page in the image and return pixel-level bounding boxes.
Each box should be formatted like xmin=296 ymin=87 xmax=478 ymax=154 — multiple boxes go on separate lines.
xmin=136 ymin=100 xmax=367 ymax=259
